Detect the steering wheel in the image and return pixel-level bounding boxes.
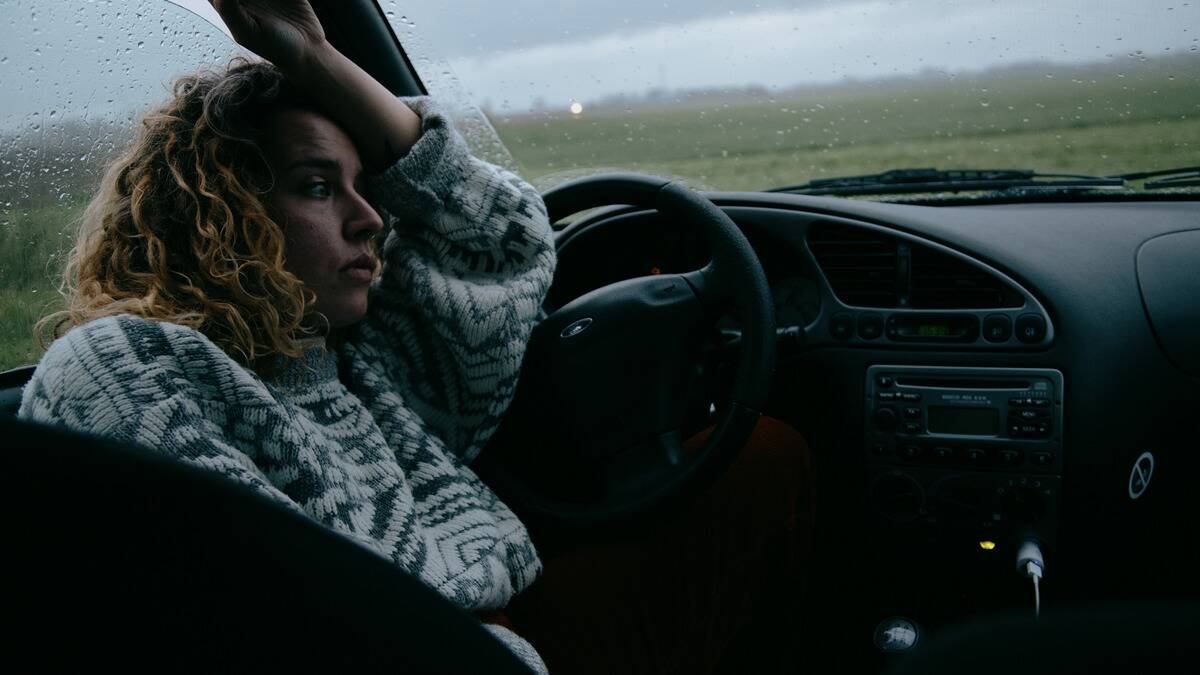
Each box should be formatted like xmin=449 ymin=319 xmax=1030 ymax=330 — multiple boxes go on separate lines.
xmin=479 ymin=173 xmax=775 ymax=524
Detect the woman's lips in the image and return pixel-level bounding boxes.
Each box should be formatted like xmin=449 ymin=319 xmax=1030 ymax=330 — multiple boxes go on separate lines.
xmin=341 ymin=254 xmax=377 ymax=283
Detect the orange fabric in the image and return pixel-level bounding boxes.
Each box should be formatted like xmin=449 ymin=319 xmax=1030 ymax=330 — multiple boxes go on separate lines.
xmin=475 ymin=609 xmax=517 ymax=631
xmin=505 ymin=415 xmax=814 ymax=675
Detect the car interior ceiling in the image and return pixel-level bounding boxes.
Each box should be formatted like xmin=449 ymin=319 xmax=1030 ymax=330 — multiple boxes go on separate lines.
xmin=3 ymin=0 xmax=1199 ymax=672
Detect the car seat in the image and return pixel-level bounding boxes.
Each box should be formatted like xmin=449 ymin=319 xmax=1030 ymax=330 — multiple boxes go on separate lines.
xmin=0 ymin=414 xmax=533 ymax=672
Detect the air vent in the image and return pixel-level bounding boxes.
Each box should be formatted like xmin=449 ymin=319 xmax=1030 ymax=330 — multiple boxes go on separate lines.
xmin=909 ymin=245 xmax=1022 ymax=309
xmin=807 ymin=223 xmax=899 ymax=307
xmin=807 ymin=222 xmax=1022 ymax=309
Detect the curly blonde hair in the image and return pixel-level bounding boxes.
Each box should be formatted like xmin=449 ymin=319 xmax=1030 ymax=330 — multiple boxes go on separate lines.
xmin=40 ymin=59 xmax=319 ymax=371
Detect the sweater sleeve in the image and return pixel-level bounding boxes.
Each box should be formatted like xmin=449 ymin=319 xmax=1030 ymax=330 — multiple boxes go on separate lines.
xmin=344 ymin=96 xmax=556 ymax=464
xmin=17 ymin=315 xmax=302 ymax=513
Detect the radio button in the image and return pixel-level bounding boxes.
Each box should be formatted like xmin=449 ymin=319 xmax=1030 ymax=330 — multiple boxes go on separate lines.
xmin=1030 ymin=452 xmax=1054 ymax=466
xmin=877 ymin=391 xmax=897 ymax=401
xmin=831 ymin=312 xmax=855 ymax=340
xmin=997 ymin=449 xmax=1023 ymax=466
xmin=1016 ymin=314 xmax=1047 ymax=343
xmin=1017 ymin=409 xmax=1049 ymax=420
xmin=902 ymin=422 xmax=922 ymax=435
xmin=1031 ymin=399 xmax=1051 ymax=408
xmin=1012 ymin=422 xmax=1043 ymax=437
xmin=965 ymin=448 xmax=987 ymax=463
xmin=933 ymin=446 xmax=957 ymax=461
xmin=858 ymin=314 xmax=884 ymax=340
xmin=876 ymin=375 xmax=895 ymax=388
xmin=900 ymin=392 xmax=922 ymax=402
xmin=899 ymin=445 xmax=923 ymax=460
xmin=903 ymin=406 xmax=922 ymax=420
xmin=983 ymin=314 xmax=1013 ymax=343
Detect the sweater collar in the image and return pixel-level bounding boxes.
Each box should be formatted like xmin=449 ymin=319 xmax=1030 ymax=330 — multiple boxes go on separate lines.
xmin=267 ymin=338 xmax=338 ymax=390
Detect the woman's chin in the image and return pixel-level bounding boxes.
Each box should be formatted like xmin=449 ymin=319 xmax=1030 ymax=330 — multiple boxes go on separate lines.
xmin=312 ymin=296 xmax=370 ymax=330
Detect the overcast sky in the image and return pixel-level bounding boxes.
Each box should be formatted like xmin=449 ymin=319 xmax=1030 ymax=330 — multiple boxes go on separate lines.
xmin=0 ymin=0 xmax=1196 ymax=126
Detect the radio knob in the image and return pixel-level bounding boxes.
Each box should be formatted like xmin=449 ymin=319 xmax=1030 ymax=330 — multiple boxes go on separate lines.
xmin=872 ymin=407 xmax=899 ymax=431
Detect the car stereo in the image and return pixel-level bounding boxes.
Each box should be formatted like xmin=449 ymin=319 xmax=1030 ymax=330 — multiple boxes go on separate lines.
xmin=865 ymin=365 xmax=1064 ymax=473
xmin=864 ymin=365 xmax=1064 ymax=537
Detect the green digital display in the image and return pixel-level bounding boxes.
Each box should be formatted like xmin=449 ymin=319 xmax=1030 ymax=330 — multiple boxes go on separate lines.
xmin=916 ymin=324 xmax=952 ymax=337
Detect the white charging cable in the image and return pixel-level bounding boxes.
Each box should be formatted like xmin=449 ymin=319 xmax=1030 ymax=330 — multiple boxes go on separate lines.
xmin=1015 ymin=538 xmax=1045 ymax=619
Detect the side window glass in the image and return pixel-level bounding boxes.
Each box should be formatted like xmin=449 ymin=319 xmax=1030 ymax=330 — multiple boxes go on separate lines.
xmin=0 ymin=1 xmax=239 ymax=370
xmin=381 ymin=3 xmax=520 ymax=174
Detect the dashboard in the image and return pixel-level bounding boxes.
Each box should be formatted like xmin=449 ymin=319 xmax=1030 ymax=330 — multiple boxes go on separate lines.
xmin=549 ymin=193 xmax=1200 ymax=607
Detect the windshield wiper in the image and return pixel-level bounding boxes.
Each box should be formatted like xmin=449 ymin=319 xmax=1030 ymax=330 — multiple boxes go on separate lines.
xmin=1115 ymin=166 xmax=1200 ymax=189
xmin=768 ymin=168 xmax=1124 ymax=197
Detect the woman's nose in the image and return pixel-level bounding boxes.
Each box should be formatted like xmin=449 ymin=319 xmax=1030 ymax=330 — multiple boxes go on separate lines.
xmin=345 ymin=190 xmax=384 ymax=242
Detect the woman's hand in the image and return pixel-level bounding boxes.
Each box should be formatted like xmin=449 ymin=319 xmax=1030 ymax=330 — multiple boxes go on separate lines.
xmin=209 ymin=0 xmax=327 ymax=73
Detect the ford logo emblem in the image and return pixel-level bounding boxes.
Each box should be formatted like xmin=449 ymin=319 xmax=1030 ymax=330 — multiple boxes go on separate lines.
xmin=560 ymin=318 xmax=593 ymax=339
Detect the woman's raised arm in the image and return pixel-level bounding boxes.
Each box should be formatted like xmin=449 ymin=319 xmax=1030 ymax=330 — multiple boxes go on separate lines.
xmin=210 ymin=0 xmax=422 ymax=170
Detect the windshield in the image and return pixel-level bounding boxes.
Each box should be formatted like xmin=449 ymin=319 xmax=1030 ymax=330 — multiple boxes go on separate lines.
xmin=390 ymin=0 xmax=1199 ymax=192
xmin=0 ymin=1 xmax=1196 ymax=372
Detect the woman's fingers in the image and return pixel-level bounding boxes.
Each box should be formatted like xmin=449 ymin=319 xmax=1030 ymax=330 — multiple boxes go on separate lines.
xmin=209 ymin=0 xmax=256 ymax=41
xmin=207 ymin=0 xmax=326 ymax=72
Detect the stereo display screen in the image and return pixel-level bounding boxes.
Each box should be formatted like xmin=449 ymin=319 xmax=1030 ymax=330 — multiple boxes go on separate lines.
xmin=928 ymin=406 xmax=999 ymax=435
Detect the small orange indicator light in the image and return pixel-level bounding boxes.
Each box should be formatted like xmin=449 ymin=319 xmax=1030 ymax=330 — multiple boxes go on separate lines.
xmin=650 ymin=266 xmax=662 ymax=275
xmin=979 ymin=540 xmax=997 ymax=551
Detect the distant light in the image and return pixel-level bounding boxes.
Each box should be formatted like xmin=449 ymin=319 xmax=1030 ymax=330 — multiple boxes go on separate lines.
xmin=569 ymin=102 xmax=584 ymax=115
xmin=979 ymin=540 xmax=997 ymax=551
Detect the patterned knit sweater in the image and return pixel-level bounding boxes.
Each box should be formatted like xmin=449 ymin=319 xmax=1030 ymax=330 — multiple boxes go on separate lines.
xmin=19 ymin=98 xmax=556 ymax=672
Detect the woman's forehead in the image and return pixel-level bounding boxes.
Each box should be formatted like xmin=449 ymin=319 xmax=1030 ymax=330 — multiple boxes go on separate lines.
xmin=264 ymin=108 xmax=361 ymax=172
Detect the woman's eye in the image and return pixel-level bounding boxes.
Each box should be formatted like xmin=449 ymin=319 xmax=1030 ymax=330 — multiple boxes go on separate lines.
xmin=304 ymin=181 xmax=332 ymax=198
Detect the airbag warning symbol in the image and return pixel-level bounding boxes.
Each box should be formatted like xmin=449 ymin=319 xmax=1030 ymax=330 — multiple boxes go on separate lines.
xmin=1128 ymin=451 xmax=1155 ymax=500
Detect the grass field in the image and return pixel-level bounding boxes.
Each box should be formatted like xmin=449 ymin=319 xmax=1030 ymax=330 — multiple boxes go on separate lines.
xmin=2 ymin=60 xmax=1198 ymax=372
xmin=491 ymin=61 xmax=1200 ymax=189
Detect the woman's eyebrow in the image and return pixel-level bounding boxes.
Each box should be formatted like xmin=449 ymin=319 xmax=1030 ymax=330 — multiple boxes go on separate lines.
xmin=285 ymin=156 xmax=340 ymax=172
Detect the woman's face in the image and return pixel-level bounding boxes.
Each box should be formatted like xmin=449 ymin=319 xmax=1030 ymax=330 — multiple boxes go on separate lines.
xmin=260 ymin=108 xmax=384 ymax=329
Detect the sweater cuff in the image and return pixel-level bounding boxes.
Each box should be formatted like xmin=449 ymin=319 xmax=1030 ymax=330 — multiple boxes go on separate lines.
xmin=482 ymin=623 xmax=549 ymax=674
xmin=367 ymin=96 xmax=476 ymax=222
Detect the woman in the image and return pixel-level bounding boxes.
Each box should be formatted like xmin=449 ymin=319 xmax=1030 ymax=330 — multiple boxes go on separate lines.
xmin=19 ymin=1 xmax=809 ymax=672
xmin=21 ymin=0 xmax=553 ymax=669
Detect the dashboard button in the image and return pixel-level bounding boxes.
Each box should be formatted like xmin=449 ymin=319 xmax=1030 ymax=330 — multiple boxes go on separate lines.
xmin=965 ymin=448 xmax=987 ymax=463
xmin=982 ymin=314 xmax=1013 ymax=343
xmin=903 ymin=406 xmax=922 ymax=420
xmin=1015 ymin=314 xmax=1047 ymax=343
xmin=1031 ymin=452 xmax=1054 ymax=466
xmin=831 ymin=312 xmax=855 ymax=340
xmin=858 ymin=314 xmax=884 ymax=340
xmin=933 ymin=446 xmax=956 ymax=461
xmin=901 ymin=392 xmax=922 ymax=402
xmin=998 ymin=449 xmax=1023 ymax=466
xmin=899 ymin=445 xmax=922 ymax=460
xmin=877 ymin=375 xmax=895 ymax=388
xmin=903 ymin=422 xmax=922 ymax=434
xmin=877 ymin=391 xmax=897 ymax=401
xmin=1017 ymin=409 xmax=1049 ymax=420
